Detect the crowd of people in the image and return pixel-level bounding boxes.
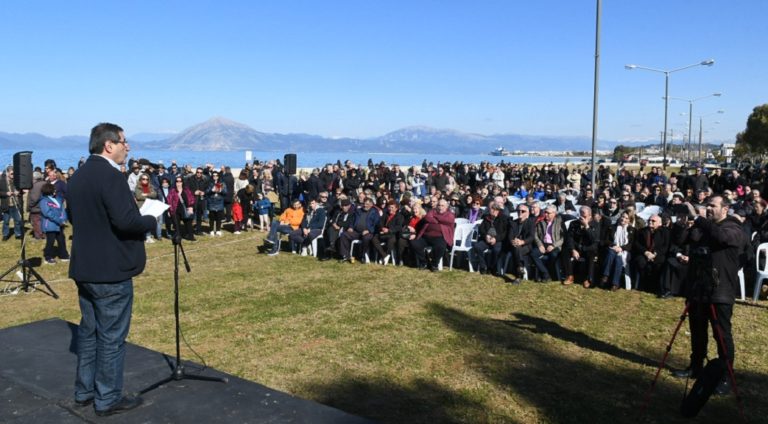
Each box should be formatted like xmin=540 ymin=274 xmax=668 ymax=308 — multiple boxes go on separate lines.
xmin=4 ymin=155 xmax=768 ymax=298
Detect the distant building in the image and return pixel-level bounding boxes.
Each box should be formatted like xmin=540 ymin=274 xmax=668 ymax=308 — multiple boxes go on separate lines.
xmin=720 ymin=143 xmax=735 ymax=161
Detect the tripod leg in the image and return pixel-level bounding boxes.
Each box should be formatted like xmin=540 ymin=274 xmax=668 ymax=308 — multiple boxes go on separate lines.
xmin=708 ymin=304 xmax=746 ymax=420
xmin=26 ymin=266 xmax=59 ymax=299
xmin=640 ymin=302 xmax=690 ymax=415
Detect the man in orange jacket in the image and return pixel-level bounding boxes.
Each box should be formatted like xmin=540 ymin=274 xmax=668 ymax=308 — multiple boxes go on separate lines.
xmin=264 ymin=198 xmax=305 ymax=255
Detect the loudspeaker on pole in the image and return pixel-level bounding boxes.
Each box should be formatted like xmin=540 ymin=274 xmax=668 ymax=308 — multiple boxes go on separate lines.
xmin=284 ymin=153 xmax=297 ymax=175
xmin=13 ymin=151 xmax=33 ymax=190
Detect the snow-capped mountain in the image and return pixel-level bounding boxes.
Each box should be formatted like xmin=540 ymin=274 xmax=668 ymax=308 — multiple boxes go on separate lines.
xmin=1 ymin=117 xmax=629 ymax=153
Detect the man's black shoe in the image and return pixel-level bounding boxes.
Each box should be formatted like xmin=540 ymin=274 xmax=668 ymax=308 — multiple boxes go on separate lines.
xmin=74 ymin=398 xmax=93 ymax=407
xmin=1 ymin=235 xmax=10 ymax=241
xmin=659 ymin=291 xmax=673 ymax=299
xmin=672 ymin=367 xmax=700 ymax=379
xmin=95 ymin=396 xmax=143 ymax=417
xmin=713 ymin=379 xmax=731 ymax=396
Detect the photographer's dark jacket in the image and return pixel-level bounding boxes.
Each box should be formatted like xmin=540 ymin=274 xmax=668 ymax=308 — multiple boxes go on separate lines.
xmin=684 ymin=215 xmax=746 ymax=304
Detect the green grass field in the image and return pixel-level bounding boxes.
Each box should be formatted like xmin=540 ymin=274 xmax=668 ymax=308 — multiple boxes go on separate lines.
xmin=1 ymin=228 xmax=766 ymax=423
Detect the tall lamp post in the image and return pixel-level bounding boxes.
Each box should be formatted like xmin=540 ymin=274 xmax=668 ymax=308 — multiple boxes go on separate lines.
xmin=698 ymin=110 xmax=725 ymax=162
xmin=590 ymin=0 xmax=601 ymax=190
xmin=668 ymin=92 xmax=721 ymax=163
xmin=625 ymin=59 xmax=715 ymax=169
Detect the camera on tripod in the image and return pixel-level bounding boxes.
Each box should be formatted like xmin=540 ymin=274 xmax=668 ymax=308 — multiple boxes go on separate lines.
xmin=689 ymin=246 xmax=719 ymax=297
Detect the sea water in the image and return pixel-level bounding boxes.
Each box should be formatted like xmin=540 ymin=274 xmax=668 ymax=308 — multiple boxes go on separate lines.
xmin=0 ymin=148 xmax=590 ymax=171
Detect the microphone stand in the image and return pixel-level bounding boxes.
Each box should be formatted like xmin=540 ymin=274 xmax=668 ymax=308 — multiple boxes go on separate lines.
xmin=140 ymin=210 xmax=227 ymax=395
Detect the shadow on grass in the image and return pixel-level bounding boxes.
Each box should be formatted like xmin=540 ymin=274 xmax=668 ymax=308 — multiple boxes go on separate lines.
xmin=305 ymin=376 xmax=497 ymax=424
xmin=426 ymin=303 xmax=746 ymax=424
xmin=302 ymin=303 xmax=762 ymax=423
xmin=505 ymin=313 xmax=658 ymax=368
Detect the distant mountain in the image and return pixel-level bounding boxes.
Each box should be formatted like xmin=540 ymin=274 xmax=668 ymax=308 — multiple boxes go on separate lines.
xmin=129 ymin=132 xmax=176 ymax=143
xmin=0 ymin=132 xmax=87 ymax=149
xmin=1 ymin=117 xmax=629 ymax=153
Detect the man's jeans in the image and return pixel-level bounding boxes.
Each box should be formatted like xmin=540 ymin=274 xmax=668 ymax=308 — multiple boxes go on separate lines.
xmin=2 ymin=206 xmax=22 ymax=238
xmin=74 ymin=280 xmax=133 ymax=411
xmin=266 ymin=222 xmax=293 ymax=253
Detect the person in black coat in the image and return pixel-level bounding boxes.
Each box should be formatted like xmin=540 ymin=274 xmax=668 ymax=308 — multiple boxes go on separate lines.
xmin=372 ymin=200 xmax=405 ymax=264
xmin=631 ymin=214 xmax=670 ymax=295
xmin=506 ymin=204 xmax=536 ymax=283
xmin=472 ymin=203 xmax=508 ymax=275
xmin=67 ymin=123 xmax=156 ymax=415
xmin=563 ymin=206 xmax=601 ymax=287
xmin=186 ymin=168 xmax=208 ymax=235
xmin=672 ymin=198 xmax=747 ymax=395
xmin=221 ymin=166 xmax=235 ymax=222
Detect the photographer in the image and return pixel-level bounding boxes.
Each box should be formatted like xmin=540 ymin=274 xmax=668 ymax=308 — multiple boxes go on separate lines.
xmin=672 ymin=196 xmax=747 ymax=396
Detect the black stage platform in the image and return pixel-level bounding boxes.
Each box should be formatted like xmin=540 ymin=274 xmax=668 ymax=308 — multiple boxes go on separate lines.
xmin=0 ymin=319 xmax=371 ymax=423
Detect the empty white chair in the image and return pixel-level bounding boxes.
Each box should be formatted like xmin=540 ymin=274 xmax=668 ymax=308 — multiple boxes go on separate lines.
xmin=449 ymin=222 xmax=477 ymax=272
xmin=454 ymin=218 xmax=470 ymax=226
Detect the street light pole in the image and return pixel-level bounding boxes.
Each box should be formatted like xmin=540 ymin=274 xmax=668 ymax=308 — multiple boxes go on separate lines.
xmin=687 ymin=101 xmax=693 ymax=162
xmin=668 ymin=93 xmax=721 ymax=163
xmin=590 ymin=0 xmax=601 ymax=190
xmin=625 ymin=59 xmax=715 ymax=170
xmin=663 ymin=73 xmax=670 ymax=168
xmin=698 ymin=110 xmax=725 ymax=162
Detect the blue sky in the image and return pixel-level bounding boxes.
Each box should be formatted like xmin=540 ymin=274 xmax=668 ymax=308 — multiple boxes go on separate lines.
xmin=0 ymin=1 xmax=764 ymax=144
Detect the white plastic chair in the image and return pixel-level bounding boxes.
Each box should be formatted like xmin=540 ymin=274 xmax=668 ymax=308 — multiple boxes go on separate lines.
xmin=454 ymin=218 xmax=470 ymax=226
xmin=350 ymin=239 xmax=371 ymax=264
xmin=449 ymin=222 xmax=477 ymax=272
xmin=738 ymin=268 xmax=746 ymax=301
xmin=637 ymin=205 xmax=661 ymax=221
xmin=753 ymin=243 xmax=768 ymax=301
xmin=306 ymin=217 xmax=328 ymax=257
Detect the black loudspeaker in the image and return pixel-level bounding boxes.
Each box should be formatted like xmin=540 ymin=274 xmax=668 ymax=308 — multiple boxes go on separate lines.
xmin=284 ymin=153 xmax=297 ymax=175
xmin=13 ymin=151 xmax=33 ymax=190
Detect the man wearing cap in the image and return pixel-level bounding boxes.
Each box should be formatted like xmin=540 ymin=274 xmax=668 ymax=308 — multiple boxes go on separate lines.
xmin=339 ymin=197 xmax=379 ymax=263
xmin=127 ymin=163 xmax=141 ymax=192
xmin=472 ymin=202 xmax=508 ymax=275
xmin=322 ymin=197 xmax=355 ymax=260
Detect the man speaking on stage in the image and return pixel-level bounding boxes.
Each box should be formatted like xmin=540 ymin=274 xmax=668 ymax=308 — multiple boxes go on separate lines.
xmin=67 ymin=123 xmax=157 ymax=416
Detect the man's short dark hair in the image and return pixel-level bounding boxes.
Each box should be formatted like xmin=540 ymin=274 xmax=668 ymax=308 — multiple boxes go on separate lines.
xmin=89 ymin=123 xmax=124 ymax=154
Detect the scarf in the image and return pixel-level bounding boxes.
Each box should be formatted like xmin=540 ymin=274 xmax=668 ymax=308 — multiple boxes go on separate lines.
xmin=613 ymin=224 xmax=628 ymax=248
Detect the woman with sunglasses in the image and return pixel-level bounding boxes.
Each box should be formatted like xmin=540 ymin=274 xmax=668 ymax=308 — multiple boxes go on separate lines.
xmin=206 ymin=171 xmax=227 ymax=236
xmin=167 ymin=177 xmax=196 ymax=241
xmin=133 ymin=173 xmax=158 ymax=243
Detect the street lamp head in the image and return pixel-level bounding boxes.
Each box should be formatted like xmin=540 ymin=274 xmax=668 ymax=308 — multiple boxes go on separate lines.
xmin=624 ymin=64 xmax=637 ymax=70
xmin=701 ymin=59 xmax=715 ymax=66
